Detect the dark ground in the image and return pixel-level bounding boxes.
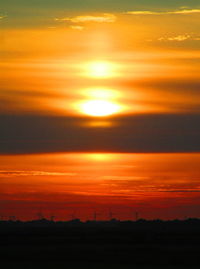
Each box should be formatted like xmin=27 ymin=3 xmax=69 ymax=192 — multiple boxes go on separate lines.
xmin=1 ymin=219 xmax=200 ymax=268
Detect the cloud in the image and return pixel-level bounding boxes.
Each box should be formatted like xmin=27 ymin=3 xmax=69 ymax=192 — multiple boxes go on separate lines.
xmin=0 ymin=114 xmax=200 ymax=154
xmin=70 ymin=25 xmax=84 ymax=30
xmin=0 ymin=15 xmax=6 ymax=20
xmin=102 ymin=176 xmax=150 ymax=181
xmin=159 ymin=190 xmax=200 ymax=193
xmin=0 ymin=170 xmax=76 ymax=177
xmin=125 ymin=8 xmax=200 ymax=15
xmin=158 ymin=34 xmax=200 ymax=42
xmin=55 ymin=13 xmax=116 ymax=23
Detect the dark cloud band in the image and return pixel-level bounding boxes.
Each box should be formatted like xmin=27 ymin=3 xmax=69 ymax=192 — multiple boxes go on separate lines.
xmin=0 ymin=114 xmax=200 ymax=154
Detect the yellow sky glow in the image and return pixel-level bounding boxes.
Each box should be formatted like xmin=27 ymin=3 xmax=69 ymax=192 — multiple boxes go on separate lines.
xmin=83 ymin=61 xmax=117 ymax=78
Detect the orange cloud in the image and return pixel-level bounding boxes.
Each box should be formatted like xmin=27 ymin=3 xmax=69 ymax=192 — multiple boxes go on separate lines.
xmin=55 ymin=13 xmax=116 ymax=23
xmin=158 ymin=34 xmax=200 ymax=42
xmin=0 ymin=170 xmax=76 ymax=177
xmin=0 ymin=15 xmax=6 ymax=20
xmin=126 ymin=8 xmax=200 ymax=15
xmin=70 ymin=25 xmax=84 ymax=30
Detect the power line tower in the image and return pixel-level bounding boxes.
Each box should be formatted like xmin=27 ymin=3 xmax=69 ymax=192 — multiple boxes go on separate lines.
xmin=108 ymin=209 xmax=116 ymax=220
xmin=93 ymin=211 xmax=100 ymax=221
xmin=71 ymin=211 xmax=76 ymax=220
xmin=70 ymin=211 xmax=76 ymax=220
xmin=50 ymin=215 xmax=55 ymax=222
xmin=135 ymin=211 xmax=139 ymax=221
xmin=37 ymin=212 xmax=44 ymax=220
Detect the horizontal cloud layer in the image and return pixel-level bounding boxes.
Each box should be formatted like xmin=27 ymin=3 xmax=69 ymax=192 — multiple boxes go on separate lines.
xmin=55 ymin=13 xmax=116 ymax=23
xmin=126 ymin=8 xmax=200 ymax=15
xmin=0 ymin=114 xmax=200 ymax=154
xmin=0 ymin=170 xmax=76 ymax=177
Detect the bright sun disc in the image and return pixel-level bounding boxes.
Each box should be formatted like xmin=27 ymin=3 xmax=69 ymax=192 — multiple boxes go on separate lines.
xmin=82 ymin=100 xmax=119 ymax=116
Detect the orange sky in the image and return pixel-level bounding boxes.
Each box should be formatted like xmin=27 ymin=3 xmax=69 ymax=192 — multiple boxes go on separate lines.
xmin=1 ymin=153 xmax=200 ymax=220
xmin=1 ymin=11 xmax=200 ymax=117
xmin=1 ymin=2 xmax=200 ymax=220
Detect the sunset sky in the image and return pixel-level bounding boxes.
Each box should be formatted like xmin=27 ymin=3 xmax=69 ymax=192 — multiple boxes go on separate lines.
xmin=0 ymin=0 xmax=200 ymax=220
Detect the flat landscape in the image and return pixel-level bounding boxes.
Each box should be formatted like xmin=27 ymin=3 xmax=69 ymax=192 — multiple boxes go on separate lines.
xmin=1 ymin=219 xmax=200 ymax=268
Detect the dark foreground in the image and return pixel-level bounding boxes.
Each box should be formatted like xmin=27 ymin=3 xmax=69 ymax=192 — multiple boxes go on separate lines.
xmin=1 ymin=219 xmax=200 ymax=268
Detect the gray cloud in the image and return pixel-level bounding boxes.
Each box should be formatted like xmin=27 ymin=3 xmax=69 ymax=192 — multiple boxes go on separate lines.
xmin=0 ymin=114 xmax=200 ymax=154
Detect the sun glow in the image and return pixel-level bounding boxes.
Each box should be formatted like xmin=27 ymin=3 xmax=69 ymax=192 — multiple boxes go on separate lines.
xmin=81 ymin=100 xmax=120 ymax=116
xmin=86 ymin=153 xmax=117 ymax=161
xmin=83 ymin=87 xmax=120 ymax=99
xmin=76 ymin=61 xmax=122 ymax=116
xmin=85 ymin=61 xmax=115 ymax=78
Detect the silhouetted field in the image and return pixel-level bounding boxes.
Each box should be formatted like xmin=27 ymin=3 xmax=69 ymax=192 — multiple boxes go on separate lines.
xmin=1 ymin=219 xmax=200 ymax=268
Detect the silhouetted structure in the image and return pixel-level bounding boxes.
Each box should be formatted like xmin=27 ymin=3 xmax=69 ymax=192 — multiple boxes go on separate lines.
xmin=135 ymin=211 xmax=139 ymax=221
xmin=93 ymin=211 xmax=100 ymax=221
xmin=108 ymin=209 xmax=115 ymax=220
xmin=50 ymin=215 xmax=55 ymax=222
xmin=37 ymin=211 xmax=44 ymax=220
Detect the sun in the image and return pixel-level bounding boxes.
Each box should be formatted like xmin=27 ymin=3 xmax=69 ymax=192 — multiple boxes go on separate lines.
xmin=81 ymin=100 xmax=119 ymax=116
xmin=85 ymin=61 xmax=115 ymax=78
